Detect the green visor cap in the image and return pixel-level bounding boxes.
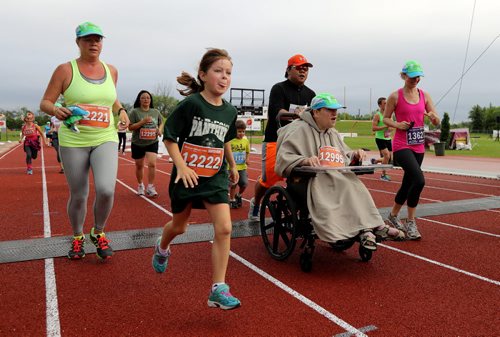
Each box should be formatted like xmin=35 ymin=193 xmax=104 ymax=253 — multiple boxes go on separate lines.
xmin=402 ymin=60 xmax=424 ymax=78
xmin=76 ymin=22 xmax=104 ymax=38
xmin=311 ymin=93 xmax=346 ymax=110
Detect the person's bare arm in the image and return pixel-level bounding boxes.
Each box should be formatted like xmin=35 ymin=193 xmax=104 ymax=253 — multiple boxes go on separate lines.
xmin=40 ymin=63 xmax=72 ymax=120
xmin=423 ymin=92 xmax=440 ymax=126
xmin=383 ymin=91 xmax=411 ymax=130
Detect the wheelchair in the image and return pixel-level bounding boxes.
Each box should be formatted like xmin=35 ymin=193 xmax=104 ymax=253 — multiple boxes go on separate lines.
xmin=259 ymin=162 xmax=378 ymax=272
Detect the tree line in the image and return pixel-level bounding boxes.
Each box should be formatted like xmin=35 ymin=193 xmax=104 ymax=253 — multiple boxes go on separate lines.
xmin=467 ymin=104 xmax=500 ymax=133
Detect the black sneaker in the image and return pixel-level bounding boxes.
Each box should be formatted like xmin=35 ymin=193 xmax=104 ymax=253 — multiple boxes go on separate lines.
xmin=229 ymin=200 xmax=238 ymax=209
xmin=89 ymin=228 xmax=113 ymax=259
xmin=235 ymin=194 xmax=243 ymax=208
xmin=68 ymin=235 xmax=86 ymax=260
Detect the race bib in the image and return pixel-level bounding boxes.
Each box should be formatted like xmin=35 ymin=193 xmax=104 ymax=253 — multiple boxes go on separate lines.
xmin=407 ymin=126 xmax=424 ymax=145
xmin=384 ymin=129 xmax=391 ymax=138
xmin=180 ymin=142 xmax=224 ymax=177
xmin=23 ymin=127 xmax=35 ymax=136
xmin=77 ymin=104 xmax=111 ymax=128
xmin=318 ymin=146 xmax=345 ymax=167
xmin=139 ymin=128 xmax=157 ymax=140
xmin=233 ymin=151 xmax=246 ymax=165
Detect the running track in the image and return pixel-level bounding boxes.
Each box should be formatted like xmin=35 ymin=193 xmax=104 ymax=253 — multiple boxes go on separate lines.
xmin=0 ymin=144 xmax=499 ymax=337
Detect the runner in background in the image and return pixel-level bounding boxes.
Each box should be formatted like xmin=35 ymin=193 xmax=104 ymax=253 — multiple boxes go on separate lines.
xmin=44 ymin=121 xmax=52 ymax=146
xmin=49 ymin=114 xmax=64 ymax=173
xmin=152 ymin=48 xmax=241 ymax=310
xmin=19 ymin=111 xmax=47 ymax=175
xmin=248 ymin=54 xmax=315 ymax=221
xmin=383 ymin=60 xmax=440 ymax=240
xmin=117 ymin=118 xmax=127 ymax=155
xmin=39 ymin=22 xmax=130 ymax=260
xmin=371 ymin=97 xmax=392 ymax=181
xmin=229 ymin=120 xmax=250 ymax=209
xmin=128 ymin=90 xmax=163 ymax=197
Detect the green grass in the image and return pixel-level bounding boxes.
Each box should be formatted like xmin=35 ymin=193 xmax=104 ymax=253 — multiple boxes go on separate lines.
xmin=248 ymin=120 xmax=499 ymax=158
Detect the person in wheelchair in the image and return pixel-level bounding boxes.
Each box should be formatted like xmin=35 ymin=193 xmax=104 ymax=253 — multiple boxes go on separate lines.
xmin=275 ymin=93 xmax=404 ymax=251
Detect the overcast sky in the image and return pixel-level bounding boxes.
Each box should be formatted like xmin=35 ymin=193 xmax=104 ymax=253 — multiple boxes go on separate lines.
xmin=1 ymin=0 xmax=499 ymax=122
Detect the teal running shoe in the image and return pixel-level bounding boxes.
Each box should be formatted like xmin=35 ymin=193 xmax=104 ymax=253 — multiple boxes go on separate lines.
xmin=152 ymin=237 xmax=170 ymax=273
xmin=207 ymin=284 xmax=241 ymax=310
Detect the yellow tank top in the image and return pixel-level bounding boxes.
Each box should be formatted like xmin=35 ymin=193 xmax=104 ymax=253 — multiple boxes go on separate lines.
xmin=60 ymin=59 xmax=118 ymax=147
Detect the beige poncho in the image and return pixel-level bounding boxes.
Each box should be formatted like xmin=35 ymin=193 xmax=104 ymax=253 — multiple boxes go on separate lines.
xmin=275 ymin=111 xmax=384 ymax=242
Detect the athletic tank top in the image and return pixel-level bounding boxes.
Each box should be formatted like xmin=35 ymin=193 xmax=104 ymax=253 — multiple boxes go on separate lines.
xmin=60 ymin=59 xmax=118 ymax=147
xmin=22 ymin=124 xmax=38 ymax=140
xmin=392 ymin=88 xmax=426 ymax=153
xmin=374 ymin=111 xmax=391 ymax=140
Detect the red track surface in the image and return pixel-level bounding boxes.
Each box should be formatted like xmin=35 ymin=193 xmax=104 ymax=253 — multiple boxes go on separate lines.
xmin=1 ymin=144 xmax=499 ymax=337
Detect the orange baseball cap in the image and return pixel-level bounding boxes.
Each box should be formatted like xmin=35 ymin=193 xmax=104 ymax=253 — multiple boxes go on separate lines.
xmin=287 ymin=54 xmax=313 ymax=68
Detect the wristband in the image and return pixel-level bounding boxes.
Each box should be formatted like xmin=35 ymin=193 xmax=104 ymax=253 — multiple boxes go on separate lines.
xmin=118 ymin=108 xmax=127 ymax=114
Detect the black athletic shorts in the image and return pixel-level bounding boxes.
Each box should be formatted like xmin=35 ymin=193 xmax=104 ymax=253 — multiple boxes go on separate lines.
xmin=131 ymin=141 xmax=159 ymax=159
xmin=375 ymin=138 xmax=392 ymax=151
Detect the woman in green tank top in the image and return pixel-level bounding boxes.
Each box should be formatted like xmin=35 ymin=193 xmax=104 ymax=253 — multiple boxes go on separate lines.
xmin=39 ymin=22 xmax=130 ymax=261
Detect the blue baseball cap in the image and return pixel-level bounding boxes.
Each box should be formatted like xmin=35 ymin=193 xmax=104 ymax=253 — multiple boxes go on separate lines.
xmin=402 ymin=60 xmax=424 ymax=78
xmin=311 ymin=93 xmax=345 ymax=110
xmin=75 ymin=22 xmax=104 ymax=38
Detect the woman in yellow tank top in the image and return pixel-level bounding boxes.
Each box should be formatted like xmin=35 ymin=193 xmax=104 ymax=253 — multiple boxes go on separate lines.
xmin=40 ymin=22 xmax=130 ymax=261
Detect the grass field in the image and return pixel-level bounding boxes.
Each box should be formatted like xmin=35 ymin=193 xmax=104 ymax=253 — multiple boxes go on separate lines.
xmin=248 ymin=120 xmax=500 ymax=158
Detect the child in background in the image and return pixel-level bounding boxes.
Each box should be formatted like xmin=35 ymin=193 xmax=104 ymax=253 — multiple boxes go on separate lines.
xmin=229 ymin=120 xmax=250 ymax=208
xmin=152 ymin=48 xmax=241 ymax=310
xmin=19 ymin=111 xmax=47 ymax=175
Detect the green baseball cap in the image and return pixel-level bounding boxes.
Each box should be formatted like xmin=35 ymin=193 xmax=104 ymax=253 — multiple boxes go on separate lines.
xmin=75 ymin=22 xmax=104 ymax=38
xmin=311 ymin=93 xmax=345 ymax=110
xmin=402 ymin=60 xmax=424 ymax=78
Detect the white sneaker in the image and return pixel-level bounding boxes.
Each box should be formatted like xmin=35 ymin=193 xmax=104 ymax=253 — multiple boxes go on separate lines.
xmin=146 ymin=185 xmax=158 ymax=198
xmin=406 ymin=219 xmax=422 ymax=240
xmin=137 ymin=183 xmax=145 ymax=196
xmin=248 ymin=198 xmax=260 ymax=221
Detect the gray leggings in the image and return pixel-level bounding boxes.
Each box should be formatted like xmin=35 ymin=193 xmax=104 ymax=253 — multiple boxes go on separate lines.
xmin=59 ymin=142 xmax=118 ymax=235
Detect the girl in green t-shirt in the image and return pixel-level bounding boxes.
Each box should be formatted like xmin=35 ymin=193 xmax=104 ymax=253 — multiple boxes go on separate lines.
xmin=152 ymin=48 xmax=241 ymax=310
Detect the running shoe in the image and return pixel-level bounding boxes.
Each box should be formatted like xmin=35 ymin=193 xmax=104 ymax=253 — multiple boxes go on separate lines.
xmin=146 ymin=185 xmax=158 ymax=198
xmin=89 ymin=228 xmax=113 ymax=259
xmin=405 ymin=219 xmax=422 ymax=240
xmin=247 ymin=198 xmax=259 ymax=221
xmin=27 ymin=169 xmax=33 ymax=175
xmin=137 ymin=183 xmax=145 ymax=196
xmin=229 ymin=200 xmax=238 ymax=209
xmin=68 ymin=235 xmax=86 ymax=260
xmin=370 ymin=158 xmax=377 ymax=165
xmin=387 ymin=213 xmax=406 ymax=232
xmin=207 ymin=284 xmax=241 ymax=310
xmin=235 ymin=194 xmax=243 ymax=208
xmin=152 ymin=237 xmax=170 ymax=273
xmin=380 ymin=174 xmax=391 ymax=181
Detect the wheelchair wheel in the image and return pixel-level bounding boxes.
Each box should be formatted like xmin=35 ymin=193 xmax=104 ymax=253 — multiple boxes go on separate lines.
xmin=359 ymin=245 xmax=373 ymax=262
xmin=329 ymin=239 xmax=356 ymax=252
xmin=260 ymin=186 xmax=298 ymax=261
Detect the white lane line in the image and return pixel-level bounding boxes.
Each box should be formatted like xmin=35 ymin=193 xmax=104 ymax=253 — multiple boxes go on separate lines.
xmin=367 ymin=188 xmax=443 ymax=202
xmin=0 ymin=143 xmax=20 ymax=160
xmin=228 ymin=249 xmax=368 ymax=337
xmin=419 ymin=217 xmax=500 ymax=238
xmin=41 ymin=147 xmax=62 ymax=337
xmin=116 ymin=179 xmax=173 ymax=217
xmin=361 ymin=176 xmax=494 ymax=197
xmin=379 ymin=243 xmax=500 ymax=286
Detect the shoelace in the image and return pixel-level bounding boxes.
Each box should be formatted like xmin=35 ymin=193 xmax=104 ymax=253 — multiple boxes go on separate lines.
xmin=97 ymin=236 xmax=110 ymax=249
xmin=72 ymin=238 xmax=83 ymax=252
